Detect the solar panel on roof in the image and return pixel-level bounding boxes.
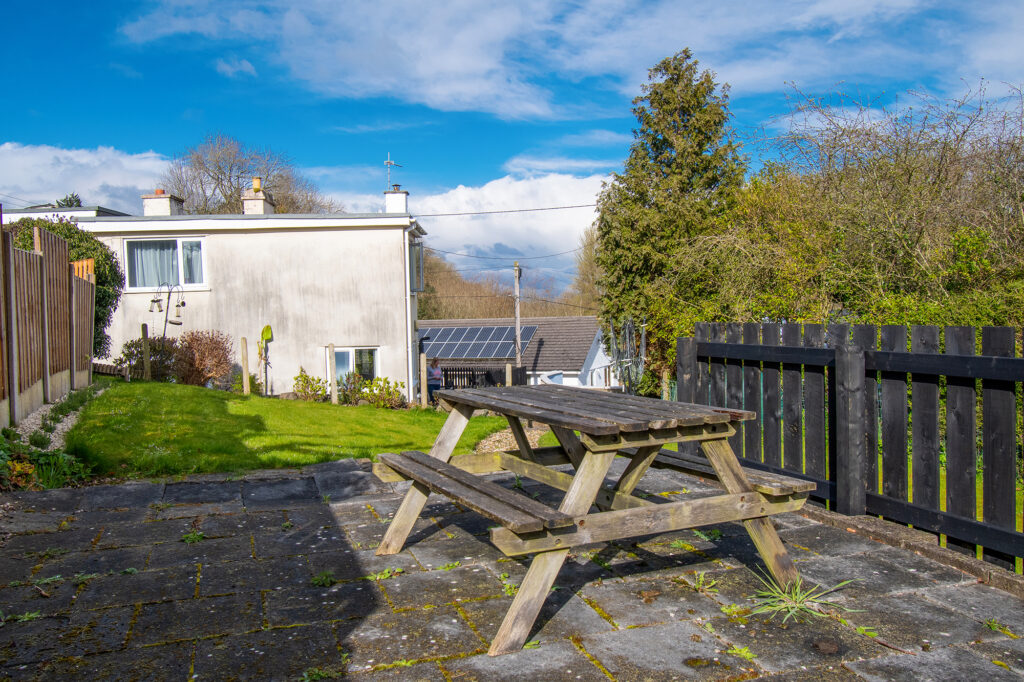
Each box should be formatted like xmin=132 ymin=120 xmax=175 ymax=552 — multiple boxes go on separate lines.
xmin=478 ymin=326 xmax=497 ymax=341
xmin=418 ymin=324 xmax=543 ymax=359
xmin=434 ymin=328 xmax=452 ymax=343
xmin=450 ymin=328 xmax=468 ymax=342
xmin=521 ymin=326 xmax=537 ymax=342
xmin=462 ymin=328 xmax=480 ymax=343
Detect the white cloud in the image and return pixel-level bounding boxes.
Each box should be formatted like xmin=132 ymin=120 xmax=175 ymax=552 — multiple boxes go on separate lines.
xmin=503 ymin=155 xmax=621 ymax=175
xmin=214 ymin=57 xmax=257 ymax=78
xmin=0 ymin=143 xmax=168 ymax=214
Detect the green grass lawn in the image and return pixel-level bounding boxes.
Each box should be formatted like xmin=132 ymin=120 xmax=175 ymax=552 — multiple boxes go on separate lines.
xmin=65 ymin=381 xmax=507 ymax=477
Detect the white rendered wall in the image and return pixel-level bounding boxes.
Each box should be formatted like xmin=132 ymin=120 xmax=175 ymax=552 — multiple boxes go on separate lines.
xmin=93 ymin=223 xmax=414 ymax=395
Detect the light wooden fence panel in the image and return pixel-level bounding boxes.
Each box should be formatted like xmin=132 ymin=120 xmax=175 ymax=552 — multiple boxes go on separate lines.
xmin=40 ymin=229 xmax=71 ymax=398
xmin=12 ymin=248 xmax=43 ymax=421
xmin=0 ymin=238 xmax=7 ymax=429
xmin=72 ymin=275 xmax=95 ymax=387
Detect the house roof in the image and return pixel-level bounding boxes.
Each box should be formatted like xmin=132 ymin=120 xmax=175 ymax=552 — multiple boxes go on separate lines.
xmin=3 ymin=205 xmax=130 ymax=217
xmin=418 ymin=316 xmax=602 ymax=373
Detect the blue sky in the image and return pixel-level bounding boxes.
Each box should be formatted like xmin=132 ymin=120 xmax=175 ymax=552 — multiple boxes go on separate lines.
xmin=1 ymin=1 xmax=1020 ymax=291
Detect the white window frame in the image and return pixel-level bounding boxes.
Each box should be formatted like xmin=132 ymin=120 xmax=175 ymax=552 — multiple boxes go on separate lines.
xmin=124 ymin=237 xmax=209 ymax=292
xmin=325 ymin=346 xmax=379 ymax=383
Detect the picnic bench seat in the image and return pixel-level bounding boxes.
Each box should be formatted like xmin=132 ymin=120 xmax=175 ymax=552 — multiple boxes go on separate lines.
xmin=646 ymin=448 xmax=817 ymax=496
xmin=378 ymin=450 xmax=575 ymax=533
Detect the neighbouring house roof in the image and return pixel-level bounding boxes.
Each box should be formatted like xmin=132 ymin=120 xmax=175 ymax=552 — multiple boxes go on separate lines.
xmin=418 ymin=316 xmax=602 ymax=373
xmin=73 ymin=213 xmax=426 ymax=236
xmin=2 ymin=205 xmax=130 ymax=218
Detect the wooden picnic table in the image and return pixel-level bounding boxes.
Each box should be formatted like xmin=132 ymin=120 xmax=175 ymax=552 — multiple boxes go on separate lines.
xmin=373 ymin=384 xmax=813 ymax=656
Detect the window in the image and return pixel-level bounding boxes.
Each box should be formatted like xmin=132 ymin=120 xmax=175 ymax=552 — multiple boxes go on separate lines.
xmin=327 ymin=347 xmax=378 ymax=383
xmin=409 ymin=241 xmax=424 ymax=292
xmin=126 ymin=238 xmax=205 ymax=289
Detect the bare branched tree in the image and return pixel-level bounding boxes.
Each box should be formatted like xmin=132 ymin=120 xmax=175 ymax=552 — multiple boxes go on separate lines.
xmin=162 ymin=134 xmax=342 ymax=214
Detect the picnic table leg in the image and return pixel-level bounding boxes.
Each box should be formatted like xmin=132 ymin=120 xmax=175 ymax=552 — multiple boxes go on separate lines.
xmin=377 ymin=403 xmax=474 ymax=556
xmin=489 ymin=449 xmax=615 ymax=656
xmin=700 ymin=438 xmax=800 ymax=587
xmin=613 ymin=444 xmax=661 ymax=495
xmin=550 ymin=425 xmax=585 ymax=468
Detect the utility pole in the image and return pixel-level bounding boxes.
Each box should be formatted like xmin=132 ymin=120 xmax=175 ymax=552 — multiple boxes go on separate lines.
xmin=513 ymin=261 xmax=522 ymax=367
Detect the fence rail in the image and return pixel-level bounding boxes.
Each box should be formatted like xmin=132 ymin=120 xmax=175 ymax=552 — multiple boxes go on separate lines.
xmin=442 ymin=365 xmax=528 ymax=389
xmin=677 ymin=322 xmax=1024 ymax=573
xmin=0 ymin=226 xmax=96 ymax=427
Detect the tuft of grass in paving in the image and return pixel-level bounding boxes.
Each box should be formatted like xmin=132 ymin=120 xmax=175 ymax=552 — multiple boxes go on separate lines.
xmin=64 ymin=380 xmax=508 ymax=477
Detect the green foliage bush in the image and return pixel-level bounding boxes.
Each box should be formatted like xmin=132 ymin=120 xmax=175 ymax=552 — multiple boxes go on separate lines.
xmin=114 ymin=336 xmax=178 ymax=381
xmin=28 ymin=431 xmax=51 ymax=449
xmin=6 ymin=217 xmax=125 ymax=358
xmin=338 ymin=371 xmax=364 ymax=405
xmin=230 ymin=371 xmax=263 ymax=395
xmin=293 ymin=367 xmax=329 ymax=402
xmin=361 ymin=377 xmax=406 ymax=409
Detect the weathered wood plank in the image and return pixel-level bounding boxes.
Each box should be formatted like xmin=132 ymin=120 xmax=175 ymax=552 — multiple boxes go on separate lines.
xmin=911 ymin=326 xmax=940 ymax=511
xmin=496 ymin=453 xmax=650 ymax=511
xmin=434 ymin=389 xmax=619 ymax=435
xmin=826 ymin=324 xmax=849 ymax=487
xmin=377 ymin=403 xmax=474 ymax=555
xmin=710 ymin=323 xmax=726 ymax=409
xmin=726 ymin=323 xmax=744 ymax=456
xmin=851 ymin=325 xmax=878 ymax=494
xmin=464 ymin=387 xmax=652 ymax=432
xmin=650 ymin=449 xmax=817 ymax=495
xmin=387 ymin=450 xmax=574 ymax=529
xmin=762 ymin=323 xmax=782 ymax=468
xmin=677 ymin=335 xmax=698 ymax=458
xmin=944 ymin=326 xmax=977 ymax=557
xmin=803 ymin=324 xmax=826 ymax=479
xmin=580 ymin=421 xmax=734 ymax=453
xmin=490 ymin=492 xmax=806 ymax=556
xmin=781 ymin=323 xmax=802 ymax=473
xmin=981 ymin=326 xmax=1016 ymax=569
xmin=537 ymin=383 xmax=752 ymax=424
xmin=880 ymin=325 xmax=908 ymax=502
xmin=742 ymin=322 xmax=761 ymax=462
xmin=835 ymin=346 xmax=866 ymax=515
xmin=379 ymin=452 xmax=545 ymax=532
xmin=550 ymin=425 xmax=585 ymax=468
xmin=525 ymin=386 xmax=678 ymax=428
xmin=506 ymin=415 xmax=537 ymax=462
xmin=695 ymin=323 xmax=711 ymax=405
xmin=613 ymin=445 xmax=661 ymax=495
xmin=373 ymin=452 xmax=501 ymax=482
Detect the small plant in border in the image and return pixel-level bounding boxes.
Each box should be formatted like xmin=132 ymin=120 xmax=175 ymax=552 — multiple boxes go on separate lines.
xmin=312 ymin=571 xmax=337 ymax=587
xmin=749 ymin=571 xmax=858 ymax=623
xmin=363 ymin=567 xmax=404 ymax=581
xmin=725 ymin=644 xmax=757 ymax=662
xmin=985 ymin=618 xmax=1018 ymax=638
xmin=688 ymin=571 xmax=719 ymax=594
xmin=439 ymin=561 xmax=461 ymax=571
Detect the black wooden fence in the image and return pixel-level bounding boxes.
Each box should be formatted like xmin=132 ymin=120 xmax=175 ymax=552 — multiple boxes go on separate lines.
xmin=676 ymin=322 xmax=1024 ymax=573
xmin=442 ymin=365 xmax=528 ymax=389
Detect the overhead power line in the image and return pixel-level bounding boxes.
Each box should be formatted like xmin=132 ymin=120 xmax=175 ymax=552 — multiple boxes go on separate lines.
xmin=416 ymin=203 xmax=596 ymax=218
xmin=522 ymin=295 xmax=599 ymax=312
xmin=425 ymin=245 xmax=581 ymax=260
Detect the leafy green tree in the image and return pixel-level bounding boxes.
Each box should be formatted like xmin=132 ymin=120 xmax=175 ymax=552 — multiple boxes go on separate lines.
xmin=596 ymin=48 xmax=745 ymax=374
xmin=5 ymin=217 xmax=124 ymax=358
xmin=56 ymin=193 xmax=82 ymax=207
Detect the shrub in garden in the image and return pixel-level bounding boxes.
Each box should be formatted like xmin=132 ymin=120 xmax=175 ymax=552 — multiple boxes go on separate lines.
xmin=174 ymin=330 xmax=233 ymax=386
xmin=338 ymin=371 xmax=364 ymax=405
xmin=230 ymin=370 xmax=264 ymax=395
xmin=115 ymin=336 xmax=178 ymax=381
xmin=293 ymin=367 xmax=329 ymax=402
xmin=361 ymin=376 xmax=406 ymax=409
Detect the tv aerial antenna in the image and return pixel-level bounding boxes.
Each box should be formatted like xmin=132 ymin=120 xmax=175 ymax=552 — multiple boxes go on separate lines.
xmin=607 ymin=317 xmax=647 ymax=395
xmin=385 ymin=152 xmax=402 ymax=190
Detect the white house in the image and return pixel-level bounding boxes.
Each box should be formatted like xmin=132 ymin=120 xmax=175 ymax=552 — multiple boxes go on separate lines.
xmin=1 ymin=204 xmax=130 ymax=224
xmin=68 ymin=183 xmax=425 ymax=399
xmin=418 ymin=316 xmax=618 ymax=387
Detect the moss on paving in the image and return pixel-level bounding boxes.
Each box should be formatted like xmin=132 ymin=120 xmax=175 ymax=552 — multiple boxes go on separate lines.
xmin=64 ymin=381 xmax=507 ymax=477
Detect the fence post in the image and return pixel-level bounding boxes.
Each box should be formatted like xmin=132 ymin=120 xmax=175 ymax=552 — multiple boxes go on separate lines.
xmin=328 ymin=343 xmax=338 ymax=404
xmin=3 ymin=234 xmax=18 ymax=424
xmin=35 ymin=229 xmax=50 ymax=403
xmin=88 ymin=274 xmax=95 ymax=384
xmin=420 ymin=353 xmax=428 ymax=406
xmin=240 ymin=337 xmax=250 ymax=395
xmin=505 ymin=362 xmax=512 ymax=388
xmin=675 ymin=336 xmax=696 ymax=403
xmin=835 ymin=346 xmax=866 ymax=516
xmin=141 ymin=323 xmax=152 ymax=381
xmin=68 ymin=264 xmax=76 ymax=390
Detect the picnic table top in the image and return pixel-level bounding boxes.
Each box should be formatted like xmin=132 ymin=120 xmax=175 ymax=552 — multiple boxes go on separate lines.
xmin=434 ymin=384 xmax=755 ymax=437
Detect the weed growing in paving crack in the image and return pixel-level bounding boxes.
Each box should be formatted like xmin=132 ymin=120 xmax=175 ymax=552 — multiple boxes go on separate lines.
xmin=300 ymin=656 xmax=349 ymax=681
xmin=149 ymin=502 xmax=173 ymax=511
xmin=985 ymin=618 xmax=1019 ymax=638
xmin=725 ymin=645 xmax=757 ymax=662
xmin=121 ymin=568 xmax=138 ymax=575
xmin=312 ymin=572 xmax=337 ymax=587
xmin=180 ymin=530 xmax=206 ymax=544
xmin=855 ymin=625 xmax=878 ymax=638
xmin=750 ymin=572 xmax=858 ymax=624
xmin=498 ymin=572 xmax=519 ymax=596
xmin=440 ymin=562 xmax=461 ymax=571
xmin=281 ymin=521 xmax=295 ymax=531
xmin=73 ymin=573 xmax=100 ymax=586
xmin=322 ymin=494 xmax=331 ymax=504
xmin=0 ymin=610 xmax=41 ymax=625
xmin=362 ymin=568 xmax=404 ymax=581
xmin=682 ymin=571 xmax=718 ymax=594
xmin=523 ymin=639 xmax=541 ymax=649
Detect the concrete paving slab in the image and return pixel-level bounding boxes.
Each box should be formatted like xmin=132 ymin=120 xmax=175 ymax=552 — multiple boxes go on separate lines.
xmin=381 ymin=563 xmax=504 ymax=610
xmin=846 ymin=645 xmax=1022 ymax=681
xmin=315 ymin=468 xmax=390 ymax=499
xmin=5 ymin=640 xmax=194 ymax=681
xmin=265 ymin=581 xmax=384 ymax=626
xmin=441 ymin=639 xmax=608 ymax=681
xmin=777 ymin=524 xmax=881 ymax=557
xmin=94 ymin=517 xmax=195 ymax=549
xmin=963 ymin=637 xmax=1024 ymax=674
xmin=162 ymin=480 xmax=241 ymax=504
xmin=917 ymin=582 xmax=1024 ymax=635
xmin=306 ymin=548 xmax=423 ymax=583
xmin=838 ymin=591 xmax=996 ymax=651
xmin=0 ymin=510 xmax=69 ymax=534
xmin=708 ymin=613 xmax=893 ymax=673
xmin=76 ymin=564 xmax=198 ymax=608
xmin=792 ymin=552 xmax=964 ymax=603
xmin=129 ymin=592 xmax=262 ymax=645
xmin=0 ymin=616 xmax=69 ymax=666
xmin=70 ymin=508 xmax=149 ymax=526
xmin=1 ymin=528 xmax=99 ymax=556
xmin=57 ymin=605 xmax=135 ymax=656
xmin=198 ymin=556 xmax=312 ymax=595
xmin=460 ymin=592 xmax=615 ymax=645
xmin=579 ymin=576 xmax=721 ymax=627
xmin=0 ymin=580 xmax=80 ymax=616
xmin=337 ymin=606 xmax=484 ymax=670
xmin=148 ymin=500 xmax=245 ymax=520
xmin=146 ymin=534 xmax=251 ymax=570
xmin=80 ymin=482 xmax=164 ymax=510
xmin=6 ymin=488 xmax=82 ymax=513
xmin=580 ymin=619 xmax=763 ymax=680
xmin=194 ymin=624 xmax=345 ymax=680
xmin=357 ymin=661 xmax=447 ymax=680
xmin=252 ymin=521 xmax=347 ymax=558
xmin=241 ymin=477 xmax=320 ymax=508
xmin=35 ymin=546 xmax=151 ymax=580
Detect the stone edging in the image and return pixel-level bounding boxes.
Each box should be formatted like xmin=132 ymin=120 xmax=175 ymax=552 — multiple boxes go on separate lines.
xmin=798 ymin=504 xmax=1024 ymax=599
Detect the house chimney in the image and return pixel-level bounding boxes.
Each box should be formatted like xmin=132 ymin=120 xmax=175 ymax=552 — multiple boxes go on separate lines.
xmin=384 ymin=184 xmax=409 ymax=214
xmin=142 ymin=189 xmax=185 ymax=216
xmin=242 ymin=177 xmax=275 ymax=215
